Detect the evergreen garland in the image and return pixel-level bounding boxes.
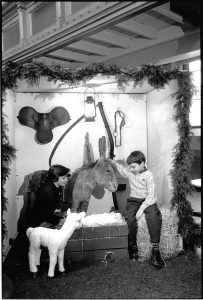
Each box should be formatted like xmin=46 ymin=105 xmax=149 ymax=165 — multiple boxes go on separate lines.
xmin=2 ymin=111 xmax=16 ymax=241
xmin=2 ymin=61 xmax=199 ymax=248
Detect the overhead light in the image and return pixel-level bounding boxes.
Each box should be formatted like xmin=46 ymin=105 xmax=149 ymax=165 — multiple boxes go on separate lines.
xmin=84 ymin=88 xmax=96 ymax=122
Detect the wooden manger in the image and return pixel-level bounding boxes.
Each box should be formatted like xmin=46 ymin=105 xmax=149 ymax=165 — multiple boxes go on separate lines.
xmin=65 ymin=224 xmax=128 ymax=262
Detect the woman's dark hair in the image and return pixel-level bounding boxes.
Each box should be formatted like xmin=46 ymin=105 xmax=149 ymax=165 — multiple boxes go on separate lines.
xmin=48 ymin=165 xmax=70 ymax=182
xmin=127 ymin=151 xmax=146 ymax=165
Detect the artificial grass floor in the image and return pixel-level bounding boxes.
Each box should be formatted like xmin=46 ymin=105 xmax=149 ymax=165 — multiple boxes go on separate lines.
xmin=2 ymin=250 xmax=201 ymax=299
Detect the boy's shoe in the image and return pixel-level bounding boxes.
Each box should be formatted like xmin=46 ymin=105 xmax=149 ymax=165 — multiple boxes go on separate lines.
xmin=151 ymin=248 xmax=165 ymax=268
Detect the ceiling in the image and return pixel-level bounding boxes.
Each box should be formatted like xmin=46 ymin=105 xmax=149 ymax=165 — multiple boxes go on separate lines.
xmin=2 ymin=1 xmax=200 ymax=68
xmin=33 ymin=1 xmax=200 ymax=68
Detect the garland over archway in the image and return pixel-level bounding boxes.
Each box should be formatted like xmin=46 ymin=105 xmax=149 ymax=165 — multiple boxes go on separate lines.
xmin=2 ymin=61 xmax=199 ymax=248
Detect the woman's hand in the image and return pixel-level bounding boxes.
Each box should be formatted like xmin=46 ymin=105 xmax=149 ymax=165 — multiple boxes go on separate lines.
xmin=54 ymin=209 xmax=66 ymax=218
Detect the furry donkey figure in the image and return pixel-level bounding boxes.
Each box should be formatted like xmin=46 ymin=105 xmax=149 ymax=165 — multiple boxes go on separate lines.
xmin=26 ymin=209 xmax=86 ymax=278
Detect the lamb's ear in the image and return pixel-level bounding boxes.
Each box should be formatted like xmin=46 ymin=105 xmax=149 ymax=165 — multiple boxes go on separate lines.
xmin=80 ymin=212 xmax=86 ymax=219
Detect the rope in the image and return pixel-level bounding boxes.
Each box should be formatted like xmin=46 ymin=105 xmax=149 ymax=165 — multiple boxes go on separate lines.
xmin=113 ymin=109 xmax=125 ymax=147
xmin=97 ymin=102 xmax=115 ymax=159
xmin=49 ymin=115 xmax=85 ymax=167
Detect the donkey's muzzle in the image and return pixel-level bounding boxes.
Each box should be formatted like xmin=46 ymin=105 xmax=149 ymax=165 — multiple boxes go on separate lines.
xmin=106 ymin=182 xmax=118 ymax=192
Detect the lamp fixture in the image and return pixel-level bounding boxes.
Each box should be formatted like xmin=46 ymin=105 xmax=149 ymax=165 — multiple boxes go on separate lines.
xmin=84 ymin=87 xmax=96 ymax=122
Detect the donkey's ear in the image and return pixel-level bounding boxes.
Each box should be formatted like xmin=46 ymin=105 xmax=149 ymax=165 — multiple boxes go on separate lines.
xmin=98 ymin=136 xmax=106 ymax=159
xmin=67 ymin=208 xmax=71 ymax=215
xmin=96 ymin=157 xmax=104 ymax=166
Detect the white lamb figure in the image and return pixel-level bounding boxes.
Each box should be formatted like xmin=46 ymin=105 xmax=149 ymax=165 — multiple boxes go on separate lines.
xmin=26 ymin=208 xmax=86 ymax=278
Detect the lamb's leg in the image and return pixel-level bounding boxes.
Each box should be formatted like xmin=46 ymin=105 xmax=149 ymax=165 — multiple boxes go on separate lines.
xmin=28 ymin=247 xmax=38 ymax=273
xmin=35 ymin=248 xmax=42 ymax=266
xmin=57 ymin=249 xmax=65 ymax=273
xmin=47 ymin=250 xmax=57 ymax=278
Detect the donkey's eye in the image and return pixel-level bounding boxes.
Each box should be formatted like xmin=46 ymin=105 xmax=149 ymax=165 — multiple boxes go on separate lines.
xmin=106 ymin=170 xmax=111 ymax=173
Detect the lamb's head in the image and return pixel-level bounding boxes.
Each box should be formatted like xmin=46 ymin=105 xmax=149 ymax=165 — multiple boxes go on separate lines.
xmin=66 ymin=209 xmax=86 ymax=229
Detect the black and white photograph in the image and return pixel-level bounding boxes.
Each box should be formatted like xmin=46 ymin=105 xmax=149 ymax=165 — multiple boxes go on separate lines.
xmin=2 ymin=1 xmax=201 ymax=299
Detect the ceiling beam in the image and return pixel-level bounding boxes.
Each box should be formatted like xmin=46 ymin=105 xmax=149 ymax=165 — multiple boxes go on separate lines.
xmin=47 ymin=49 xmax=90 ymax=63
xmin=155 ymin=50 xmax=200 ymax=66
xmin=114 ymin=19 xmax=158 ymax=39
xmin=44 ymin=54 xmax=82 ymax=63
xmin=2 ymin=1 xmax=161 ymax=65
xmin=33 ymin=56 xmax=74 ymax=67
xmin=98 ymin=25 xmax=186 ymax=65
xmin=152 ymin=5 xmax=184 ymax=24
xmin=90 ymin=30 xmax=139 ymax=48
xmin=69 ymin=40 xmax=108 ymax=56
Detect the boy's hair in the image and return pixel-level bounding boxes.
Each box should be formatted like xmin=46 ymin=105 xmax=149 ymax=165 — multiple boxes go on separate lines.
xmin=127 ymin=151 xmax=146 ymax=165
xmin=48 ymin=165 xmax=70 ymax=182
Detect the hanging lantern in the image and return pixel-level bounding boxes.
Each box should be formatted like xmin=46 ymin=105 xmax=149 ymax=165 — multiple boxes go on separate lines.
xmin=84 ymin=88 xmax=96 ymax=122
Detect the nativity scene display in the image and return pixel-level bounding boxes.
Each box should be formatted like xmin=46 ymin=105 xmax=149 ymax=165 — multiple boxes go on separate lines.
xmin=2 ymin=61 xmax=200 ymax=280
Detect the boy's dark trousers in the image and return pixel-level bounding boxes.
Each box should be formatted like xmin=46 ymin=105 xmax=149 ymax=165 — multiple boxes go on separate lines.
xmin=126 ymin=197 xmax=162 ymax=249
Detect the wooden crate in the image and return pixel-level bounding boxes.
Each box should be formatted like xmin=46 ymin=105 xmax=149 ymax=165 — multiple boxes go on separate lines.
xmin=65 ymin=224 xmax=128 ymax=262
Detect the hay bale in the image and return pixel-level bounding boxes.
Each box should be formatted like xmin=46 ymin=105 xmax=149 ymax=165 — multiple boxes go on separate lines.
xmin=137 ymin=207 xmax=182 ymax=261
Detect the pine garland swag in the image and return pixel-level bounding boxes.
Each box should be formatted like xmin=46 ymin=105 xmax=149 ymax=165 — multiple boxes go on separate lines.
xmin=2 ymin=112 xmax=16 ymax=241
xmin=2 ymin=60 xmax=200 ymax=248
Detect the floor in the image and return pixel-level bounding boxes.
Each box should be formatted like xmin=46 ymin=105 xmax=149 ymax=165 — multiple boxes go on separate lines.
xmin=2 ymin=250 xmax=202 ymax=299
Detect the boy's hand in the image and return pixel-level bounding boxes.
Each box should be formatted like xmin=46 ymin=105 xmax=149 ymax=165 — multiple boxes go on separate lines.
xmin=136 ymin=209 xmax=144 ymax=220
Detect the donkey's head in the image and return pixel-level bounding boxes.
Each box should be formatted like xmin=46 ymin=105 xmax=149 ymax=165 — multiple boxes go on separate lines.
xmin=94 ymin=158 xmax=118 ymax=192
